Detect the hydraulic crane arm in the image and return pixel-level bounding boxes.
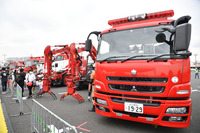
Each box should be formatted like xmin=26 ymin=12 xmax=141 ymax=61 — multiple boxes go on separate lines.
xmin=40 ymin=43 xmax=97 ymax=103
xmin=41 ymin=44 xmax=70 ymax=99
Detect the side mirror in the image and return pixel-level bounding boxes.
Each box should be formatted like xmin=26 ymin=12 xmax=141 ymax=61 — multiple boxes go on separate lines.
xmin=85 ymin=31 xmax=101 ymax=52
xmin=173 ymin=23 xmax=191 ymax=52
xmin=85 ymin=39 xmax=92 ymax=51
xmin=156 ymin=33 xmax=166 ymax=43
xmin=55 ymin=63 xmax=58 ymax=67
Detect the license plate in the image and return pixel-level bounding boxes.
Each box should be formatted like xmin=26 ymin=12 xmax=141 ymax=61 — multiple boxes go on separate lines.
xmin=125 ymin=102 xmax=143 ymax=114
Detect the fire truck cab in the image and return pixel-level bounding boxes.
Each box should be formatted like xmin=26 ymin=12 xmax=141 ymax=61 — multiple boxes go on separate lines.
xmin=52 ymin=53 xmax=69 ymax=72
xmin=24 ymin=56 xmax=44 ymax=72
xmin=86 ymin=10 xmax=192 ymax=128
xmin=50 ymin=53 xmax=69 ymax=85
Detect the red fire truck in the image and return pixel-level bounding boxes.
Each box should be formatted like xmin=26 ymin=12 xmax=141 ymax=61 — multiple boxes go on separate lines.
xmin=24 ymin=56 xmax=44 ymax=72
xmin=85 ymin=10 xmax=192 ymax=128
xmin=9 ymin=62 xmax=18 ymax=70
xmin=9 ymin=61 xmax=25 ymax=71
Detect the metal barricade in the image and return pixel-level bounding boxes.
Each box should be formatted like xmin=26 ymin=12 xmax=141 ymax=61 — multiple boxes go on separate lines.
xmin=10 ymin=84 xmax=30 ymax=117
xmin=31 ymin=99 xmax=77 ymax=133
xmin=6 ymin=79 xmax=16 ymax=98
xmin=16 ymin=84 xmax=23 ymax=114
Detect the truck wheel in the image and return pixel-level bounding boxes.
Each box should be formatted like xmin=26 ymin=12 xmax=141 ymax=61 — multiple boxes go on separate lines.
xmin=62 ymin=74 xmax=68 ymax=86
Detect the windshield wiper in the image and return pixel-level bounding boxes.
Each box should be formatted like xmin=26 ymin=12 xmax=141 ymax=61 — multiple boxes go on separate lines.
xmin=147 ymin=54 xmax=171 ymax=62
xmin=99 ymin=56 xmax=127 ymax=63
xmin=147 ymin=52 xmax=192 ymax=62
xmin=121 ymin=55 xmax=149 ymax=63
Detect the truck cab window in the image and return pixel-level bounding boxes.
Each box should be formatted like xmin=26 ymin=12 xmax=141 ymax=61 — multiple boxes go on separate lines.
xmin=56 ymin=56 xmax=64 ymax=61
xmin=99 ymin=41 xmax=110 ymax=55
xmin=97 ymin=25 xmax=173 ymax=61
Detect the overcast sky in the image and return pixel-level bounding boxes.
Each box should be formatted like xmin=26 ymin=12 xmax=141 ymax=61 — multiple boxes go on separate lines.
xmin=0 ymin=0 xmax=200 ymax=64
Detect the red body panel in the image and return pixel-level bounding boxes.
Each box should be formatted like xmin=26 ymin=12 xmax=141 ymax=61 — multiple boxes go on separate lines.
xmin=94 ymin=58 xmax=191 ymax=128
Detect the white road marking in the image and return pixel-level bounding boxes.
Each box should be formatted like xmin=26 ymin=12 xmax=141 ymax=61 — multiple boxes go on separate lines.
xmin=58 ymin=92 xmax=68 ymax=95
xmin=47 ymin=125 xmax=77 ymax=133
xmin=12 ymin=97 xmax=27 ymax=100
xmin=192 ymin=90 xmax=200 ymax=92
xmin=191 ymin=87 xmax=200 ymax=93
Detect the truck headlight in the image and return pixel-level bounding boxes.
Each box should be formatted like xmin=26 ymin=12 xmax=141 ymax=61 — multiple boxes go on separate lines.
xmin=96 ymin=98 xmax=107 ymax=106
xmin=95 ymin=85 xmax=101 ymax=89
xmin=177 ymin=90 xmax=189 ymax=94
xmin=166 ymin=107 xmax=187 ymax=114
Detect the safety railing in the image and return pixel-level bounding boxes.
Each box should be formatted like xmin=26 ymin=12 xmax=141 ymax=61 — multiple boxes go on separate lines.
xmin=31 ymin=99 xmax=77 ymax=133
xmin=10 ymin=83 xmax=31 ymax=117
xmin=6 ymin=79 xmax=16 ymax=98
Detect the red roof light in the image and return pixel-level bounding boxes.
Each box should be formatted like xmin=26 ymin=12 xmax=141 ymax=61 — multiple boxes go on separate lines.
xmin=108 ymin=17 xmax=129 ymax=26
xmin=108 ymin=10 xmax=174 ymax=26
xmin=146 ymin=10 xmax=174 ymax=19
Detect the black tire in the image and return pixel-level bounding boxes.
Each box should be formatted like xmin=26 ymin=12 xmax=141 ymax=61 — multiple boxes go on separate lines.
xmin=62 ymin=74 xmax=68 ymax=86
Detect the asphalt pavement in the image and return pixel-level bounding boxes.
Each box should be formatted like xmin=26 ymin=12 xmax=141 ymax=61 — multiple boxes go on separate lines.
xmin=0 ymin=72 xmax=200 ymax=133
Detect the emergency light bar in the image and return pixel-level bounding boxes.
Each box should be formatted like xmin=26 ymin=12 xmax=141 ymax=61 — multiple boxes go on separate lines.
xmin=108 ymin=10 xmax=174 ymax=26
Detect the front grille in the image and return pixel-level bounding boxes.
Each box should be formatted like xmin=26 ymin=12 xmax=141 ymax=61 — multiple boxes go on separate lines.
xmin=111 ymin=97 xmax=161 ymax=107
xmin=109 ymin=84 xmax=165 ymax=93
xmin=113 ymin=110 xmax=158 ymax=118
xmin=107 ymin=76 xmax=168 ymax=83
xmin=96 ymin=91 xmax=189 ymax=101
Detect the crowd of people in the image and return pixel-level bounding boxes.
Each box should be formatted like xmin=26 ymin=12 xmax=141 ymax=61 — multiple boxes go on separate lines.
xmin=0 ymin=67 xmax=43 ymax=98
xmin=1 ymin=65 xmax=96 ymax=112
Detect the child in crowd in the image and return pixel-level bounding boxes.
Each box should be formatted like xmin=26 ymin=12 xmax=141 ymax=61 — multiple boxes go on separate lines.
xmin=36 ymin=78 xmax=43 ymax=97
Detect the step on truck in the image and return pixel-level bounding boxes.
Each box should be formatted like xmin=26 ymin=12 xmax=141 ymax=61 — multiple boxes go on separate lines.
xmin=85 ymin=10 xmax=192 ymax=128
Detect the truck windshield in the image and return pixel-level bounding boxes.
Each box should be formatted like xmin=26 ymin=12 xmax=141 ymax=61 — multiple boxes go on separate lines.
xmin=97 ymin=25 xmax=176 ymax=62
xmin=56 ymin=56 xmax=64 ymax=61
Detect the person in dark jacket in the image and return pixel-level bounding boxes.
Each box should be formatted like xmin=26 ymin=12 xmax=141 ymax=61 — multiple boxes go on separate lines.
xmin=16 ymin=69 xmax=26 ymax=97
xmin=0 ymin=67 xmax=9 ymax=94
